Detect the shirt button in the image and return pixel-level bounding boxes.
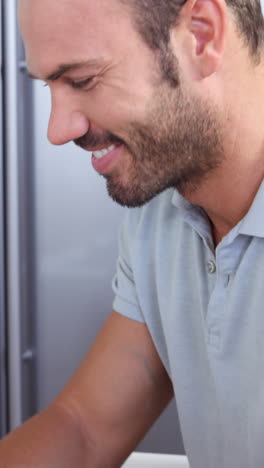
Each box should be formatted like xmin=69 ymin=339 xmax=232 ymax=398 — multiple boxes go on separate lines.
xmin=207 ymin=260 xmax=216 ymax=274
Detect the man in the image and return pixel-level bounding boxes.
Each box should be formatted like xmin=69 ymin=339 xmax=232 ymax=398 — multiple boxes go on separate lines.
xmin=1 ymin=0 xmax=264 ymax=466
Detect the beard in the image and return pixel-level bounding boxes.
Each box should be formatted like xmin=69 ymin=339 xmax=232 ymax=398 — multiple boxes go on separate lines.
xmin=106 ymin=83 xmax=225 ymax=207
xmin=75 ymin=78 xmax=225 ymax=208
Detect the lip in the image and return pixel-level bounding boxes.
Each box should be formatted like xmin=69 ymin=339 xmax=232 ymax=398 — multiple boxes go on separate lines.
xmin=92 ymin=144 xmax=123 ymax=175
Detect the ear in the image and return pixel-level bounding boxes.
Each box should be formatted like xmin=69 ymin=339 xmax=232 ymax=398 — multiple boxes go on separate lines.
xmin=175 ymin=0 xmax=227 ymax=78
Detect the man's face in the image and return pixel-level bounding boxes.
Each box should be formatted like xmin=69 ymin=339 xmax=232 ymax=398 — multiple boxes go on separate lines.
xmin=19 ymin=0 xmax=224 ymax=206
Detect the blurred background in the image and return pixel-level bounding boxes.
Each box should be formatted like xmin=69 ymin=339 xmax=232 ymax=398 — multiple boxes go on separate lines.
xmin=0 ymin=0 xmax=185 ymax=453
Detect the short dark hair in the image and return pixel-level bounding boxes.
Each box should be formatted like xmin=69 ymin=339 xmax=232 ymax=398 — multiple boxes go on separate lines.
xmin=226 ymin=0 xmax=264 ymax=58
xmin=122 ymin=0 xmax=264 ymax=61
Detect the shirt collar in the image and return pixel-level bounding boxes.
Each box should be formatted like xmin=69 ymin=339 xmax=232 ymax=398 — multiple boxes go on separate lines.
xmin=171 ymin=177 xmax=264 ymax=239
xmin=238 ymin=178 xmax=264 ymax=238
xmin=171 ymin=189 xmax=214 ymax=249
xmin=171 ymin=189 xmax=194 ymax=212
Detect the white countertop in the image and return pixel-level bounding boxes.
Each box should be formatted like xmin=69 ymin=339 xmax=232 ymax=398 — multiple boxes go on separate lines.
xmin=122 ymin=452 xmax=189 ymax=467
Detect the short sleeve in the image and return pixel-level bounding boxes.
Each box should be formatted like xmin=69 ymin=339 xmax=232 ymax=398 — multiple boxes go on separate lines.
xmin=112 ymin=211 xmax=145 ymax=323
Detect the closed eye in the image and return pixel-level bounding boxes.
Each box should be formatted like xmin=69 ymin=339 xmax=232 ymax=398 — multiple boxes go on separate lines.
xmin=70 ymin=77 xmax=95 ymax=90
xmin=40 ymin=77 xmax=97 ymax=90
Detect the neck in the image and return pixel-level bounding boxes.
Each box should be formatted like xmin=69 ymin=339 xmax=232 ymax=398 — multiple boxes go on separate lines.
xmin=184 ymin=98 xmax=264 ymax=246
xmin=182 ymin=33 xmax=264 ymax=246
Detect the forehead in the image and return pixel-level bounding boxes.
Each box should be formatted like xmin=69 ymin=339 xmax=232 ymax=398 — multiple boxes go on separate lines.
xmin=18 ymin=0 xmax=133 ymax=77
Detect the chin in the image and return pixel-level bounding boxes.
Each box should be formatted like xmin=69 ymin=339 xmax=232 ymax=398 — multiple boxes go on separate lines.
xmin=106 ymin=178 xmax=167 ymax=208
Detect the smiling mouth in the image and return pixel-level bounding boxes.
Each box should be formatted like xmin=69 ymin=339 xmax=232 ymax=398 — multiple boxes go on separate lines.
xmin=91 ymin=142 xmax=125 ymax=176
xmin=92 ymin=143 xmax=120 ymax=159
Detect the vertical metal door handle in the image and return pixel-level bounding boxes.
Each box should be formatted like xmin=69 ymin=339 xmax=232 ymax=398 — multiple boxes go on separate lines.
xmin=3 ymin=0 xmax=23 ymax=430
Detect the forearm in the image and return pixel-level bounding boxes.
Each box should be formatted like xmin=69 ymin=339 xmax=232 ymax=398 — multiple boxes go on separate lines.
xmin=0 ymin=403 xmax=98 ymax=468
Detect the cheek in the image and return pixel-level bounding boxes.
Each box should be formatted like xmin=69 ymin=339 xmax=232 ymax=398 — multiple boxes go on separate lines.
xmin=82 ymin=83 xmax=150 ymax=134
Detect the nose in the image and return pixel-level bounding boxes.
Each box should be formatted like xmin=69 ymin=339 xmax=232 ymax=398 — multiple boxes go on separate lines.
xmin=47 ymin=91 xmax=90 ymax=145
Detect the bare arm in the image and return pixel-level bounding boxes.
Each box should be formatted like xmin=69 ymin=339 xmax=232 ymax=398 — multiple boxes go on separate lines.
xmin=0 ymin=311 xmax=173 ymax=467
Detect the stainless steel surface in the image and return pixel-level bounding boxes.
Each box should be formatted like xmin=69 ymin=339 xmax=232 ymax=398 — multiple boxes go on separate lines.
xmin=2 ymin=0 xmax=36 ymax=431
xmin=16 ymin=28 xmax=37 ymax=427
xmin=0 ymin=0 xmax=7 ymax=438
xmin=21 ymin=349 xmax=34 ymax=362
xmin=3 ymin=0 xmax=23 ymax=430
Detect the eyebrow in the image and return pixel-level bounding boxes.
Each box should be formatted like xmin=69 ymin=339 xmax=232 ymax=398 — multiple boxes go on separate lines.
xmin=28 ymin=59 xmax=107 ymax=81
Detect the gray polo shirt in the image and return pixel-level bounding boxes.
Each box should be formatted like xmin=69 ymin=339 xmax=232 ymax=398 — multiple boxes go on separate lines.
xmin=113 ymin=180 xmax=264 ymax=468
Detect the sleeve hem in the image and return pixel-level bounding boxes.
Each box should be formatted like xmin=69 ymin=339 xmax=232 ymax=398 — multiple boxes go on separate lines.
xmin=113 ymin=296 xmax=145 ymax=324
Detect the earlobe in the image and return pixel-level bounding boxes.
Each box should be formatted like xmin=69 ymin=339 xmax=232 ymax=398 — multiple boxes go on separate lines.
xmin=187 ymin=0 xmax=227 ymax=77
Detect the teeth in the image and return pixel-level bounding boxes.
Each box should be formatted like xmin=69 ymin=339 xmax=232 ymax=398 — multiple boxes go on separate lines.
xmin=93 ymin=145 xmax=116 ymax=159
